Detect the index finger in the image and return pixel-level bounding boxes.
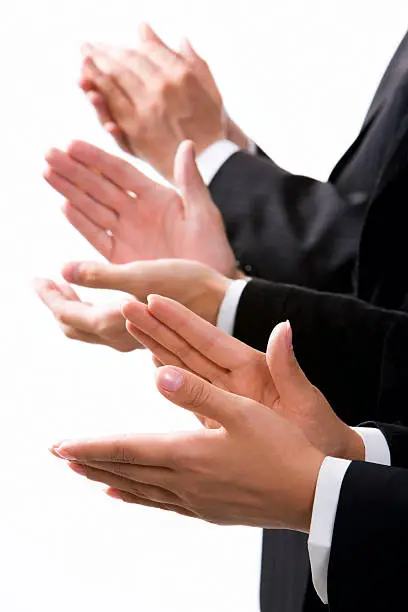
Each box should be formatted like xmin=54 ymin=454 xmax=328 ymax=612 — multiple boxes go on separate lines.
xmin=145 ymin=295 xmax=255 ymax=370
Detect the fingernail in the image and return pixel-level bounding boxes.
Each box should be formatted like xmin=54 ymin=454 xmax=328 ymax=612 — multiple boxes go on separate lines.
xmin=63 ymin=263 xmax=80 ymax=283
xmin=286 ymin=320 xmax=293 ymax=351
xmin=158 ymin=368 xmax=184 ymax=392
xmin=106 ymin=488 xmax=123 ymax=500
xmin=53 ymin=445 xmax=76 ymax=460
xmin=68 ymin=462 xmax=86 ymax=476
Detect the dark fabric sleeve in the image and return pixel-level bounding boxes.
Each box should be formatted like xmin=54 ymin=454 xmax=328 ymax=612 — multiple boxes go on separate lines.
xmin=327 ymin=460 xmax=408 ymax=611
xmin=361 ymin=422 xmax=408 ymax=468
xmin=209 ymin=151 xmax=367 ymax=293
xmin=233 ymin=278 xmax=408 ymax=426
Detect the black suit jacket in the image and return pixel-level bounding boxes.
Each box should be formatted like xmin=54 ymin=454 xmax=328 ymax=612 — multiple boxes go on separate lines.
xmin=209 ymin=29 xmax=408 ymax=612
xmin=327 ymin=422 xmax=408 ymax=611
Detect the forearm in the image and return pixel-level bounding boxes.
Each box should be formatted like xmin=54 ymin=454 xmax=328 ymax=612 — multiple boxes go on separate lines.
xmin=327 ymin=461 xmax=408 ymax=611
xmin=209 ymin=151 xmax=367 ymax=293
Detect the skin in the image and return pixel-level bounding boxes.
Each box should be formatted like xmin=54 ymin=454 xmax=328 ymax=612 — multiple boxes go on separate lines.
xmin=50 ymin=327 xmax=330 ymax=533
xmin=122 ymin=296 xmax=365 ymax=461
xmin=38 ymin=138 xmax=241 ymax=348
xmin=35 ymin=260 xmax=231 ymax=351
xmin=79 ymin=23 xmax=250 ymax=180
xmin=43 ymin=139 xmax=237 ymax=273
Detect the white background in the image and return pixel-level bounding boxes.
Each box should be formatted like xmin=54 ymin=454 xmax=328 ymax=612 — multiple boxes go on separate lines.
xmin=0 ymin=1 xmax=407 ymax=610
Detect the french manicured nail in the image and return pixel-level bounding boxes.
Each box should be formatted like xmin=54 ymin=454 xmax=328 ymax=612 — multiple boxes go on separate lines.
xmin=286 ymin=320 xmax=293 ymax=351
xmin=158 ymin=368 xmax=184 ymax=392
xmin=106 ymin=488 xmax=123 ymax=500
xmin=68 ymin=462 xmax=86 ymax=476
xmin=53 ymin=446 xmax=76 ymax=460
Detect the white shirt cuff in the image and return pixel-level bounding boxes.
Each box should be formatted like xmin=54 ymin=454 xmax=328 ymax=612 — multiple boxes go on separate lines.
xmin=353 ymin=426 xmax=391 ymax=465
xmin=308 ymin=427 xmax=391 ymax=604
xmin=308 ymin=457 xmax=351 ymax=604
xmin=247 ymin=139 xmax=257 ymax=155
xmin=216 ymin=279 xmax=250 ymax=336
xmin=196 ymin=140 xmax=240 ymax=185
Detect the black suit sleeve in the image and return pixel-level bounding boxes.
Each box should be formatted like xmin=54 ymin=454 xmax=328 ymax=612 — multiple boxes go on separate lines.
xmin=234 ymin=279 xmax=408 ymax=426
xmin=327 ymin=460 xmax=408 ymax=611
xmin=362 ymin=422 xmax=408 ymax=468
xmin=209 ymin=151 xmax=367 ymax=293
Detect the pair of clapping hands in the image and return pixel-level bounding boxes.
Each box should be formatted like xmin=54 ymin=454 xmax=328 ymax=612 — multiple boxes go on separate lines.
xmin=38 ymin=26 xmax=364 ymax=532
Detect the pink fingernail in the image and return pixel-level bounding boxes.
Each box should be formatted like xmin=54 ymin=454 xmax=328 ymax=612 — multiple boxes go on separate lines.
xmin=54 ymin=446 xmax=76 ymax=460
xmin=158 ymin=368 xmax=184 ymax=392
xmin=68 ymin=462 xmax=86 ymax=476
xmin=286 ymin=320 xmax=293 ymax=351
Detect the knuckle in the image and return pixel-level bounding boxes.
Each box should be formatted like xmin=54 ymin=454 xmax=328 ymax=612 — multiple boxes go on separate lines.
xmin=173 ymin=66 xmax=192 ymax=88
xmin=155 ymin=78 xmax=174 ymax=101
xmin=81 ymin=264 xmax=100 ymax=286
xmin=111 ymin=441 xmax=132 ymax=463
xmin=186 ymin=381 xmax=210 ymax=410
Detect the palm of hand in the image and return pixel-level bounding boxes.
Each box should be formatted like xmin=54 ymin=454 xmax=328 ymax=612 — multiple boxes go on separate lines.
xmin=108 ymin=183 xmax=236 ymax=277
xmin=216 ymin=352 xmax=278 ymax=410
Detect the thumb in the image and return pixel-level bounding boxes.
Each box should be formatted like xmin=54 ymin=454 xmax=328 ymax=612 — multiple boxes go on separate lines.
xmin=61 ymin=260 xmax=144 ymax=293
xmin=174 ymin=141 xmax=210 ymax=213
xmin=156 ymin=366 xmax=246 ymax=430
xmin=62 ymin=259 xmax=191 ymax=300
xmin=266 ymin=321 xmax=314 ymax=403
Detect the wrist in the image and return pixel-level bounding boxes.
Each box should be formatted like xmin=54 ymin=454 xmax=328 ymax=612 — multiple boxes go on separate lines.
xmin=226 ymin=117 xmax=250 ymax=150
xmin=295 ymin=449 xmax=326 ymax=533
xmin=343 ymin=427 xmax=366 ymax=461
xmin=193 ymin=273 xmax=231 ymax=325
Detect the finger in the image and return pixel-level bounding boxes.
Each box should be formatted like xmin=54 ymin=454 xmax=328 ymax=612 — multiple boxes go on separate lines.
xmin=104 ymin=121 xmax=133 ymax=154
xmin=44 ymin=168 xmax=118 ymax=231
xmin=61 ymin=260 xmax=175 ymax=297
xmin=45 ymin=147 xmax=130 ymax=213
xmin=61 ymin=260 xmax=139 ymax=291
xmin=34 ymin=279 xmax=100 ymax=331
xmin=61 ymin=201 xmax=112 ymax=259
xmin=174 ymin=141 xmax=212 ymax=215
xmin=145 ymin=294 xmax=250 ymax=369
xmin=86 ymin=89 xmax=113 ymax=126
xmin=138 ymin=23 xmax=170 ymax=49
xmin=126 ymin=323 xmax=187 ymax=370
xmin=68 ymin=462 xmax=177 ymax=500
xmin=87 ymin=89 xmax=132 ymax=153
xmin=138 ymin=23 xmax=181 ymax=71
xmin=89 ymin=46 xmax=144 ymax=97
xmin=106 ymin=488 xmax=197 ymax=518
xmin=123 ymin=301 xmax=225 ymax=381
xmin=66 ymin=140 xmax=155 ymax=193
xmin=152 ymin=355 xmax=163 ymax=368
xmin=81 ymin=54 xmax=137 ymax=135
xmin=266 ymin=321 xmax=313 ymax=403
xmin=179 ymin=38 xmax=219 ymax=99
xmin=179 ymin=38 xmax=201 ymax=64
xmin=53 ymin=432 xmax=182 ymax=467
xmin=155 ymin=366 xmax=248 ymax=429
xmin=117 ymin=49 xmax=159 ymax=81
xmin=56 ymin=282 xmax=81 ymax=302
xmin=34 ymin=278 xmax=68 ymax=311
